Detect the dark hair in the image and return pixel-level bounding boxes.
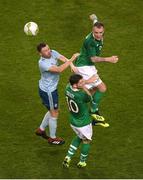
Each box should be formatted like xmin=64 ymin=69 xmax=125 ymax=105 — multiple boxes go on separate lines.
xmin=69 ymin=74 xmax=83 ymax=86
xmin=93 ymin=22 xmax=104 ymax=28
xmin=37 ymin=43 xmax=47 ymax=52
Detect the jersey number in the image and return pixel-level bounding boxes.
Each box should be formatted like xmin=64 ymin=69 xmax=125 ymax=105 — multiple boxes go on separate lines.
xmin=66 ymin=97 xmax=79 ymax=113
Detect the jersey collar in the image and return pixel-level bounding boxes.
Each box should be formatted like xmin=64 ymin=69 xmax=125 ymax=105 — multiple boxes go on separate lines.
xmin=70 ymin=85 xmax=79 ymax=92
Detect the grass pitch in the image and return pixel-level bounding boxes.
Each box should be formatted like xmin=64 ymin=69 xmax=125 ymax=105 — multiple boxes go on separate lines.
xmin=0 ymin=0 xmax=143 ymax=178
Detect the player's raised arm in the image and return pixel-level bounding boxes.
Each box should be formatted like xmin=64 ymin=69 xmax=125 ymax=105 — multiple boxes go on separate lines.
xmin=49 ymin=53 xmax=79 ymax=73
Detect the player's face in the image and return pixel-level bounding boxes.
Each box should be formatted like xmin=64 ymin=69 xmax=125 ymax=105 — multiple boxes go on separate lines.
xmin=40 ymin=45 xmax=51 ymax=58
xmin=77 ymin=79 xmax=84 ymax=88
xmin=93 ymin=26 xmax=104 ymax=40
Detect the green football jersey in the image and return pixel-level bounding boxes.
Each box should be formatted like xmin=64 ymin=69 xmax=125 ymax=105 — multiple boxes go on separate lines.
xmin=65 ymin=84 xmax=92 ymax=127
xmin=75 ymin=32 xmax=103 ymax=67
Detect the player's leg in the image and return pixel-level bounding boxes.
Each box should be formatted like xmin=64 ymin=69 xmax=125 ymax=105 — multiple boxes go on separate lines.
xmin=35 ymin=111 xmax=50 ymax=139
xmin=91 ymin=81 xmax=107 ymax=114
xmin=36 ymin=88 xmax=64 ymax=144
xmin=47 ymin=109 xmax=64 ymax=145
xmin=90 ymin=83 xmax=109 ymax=127
xmin=89 ymin=75 xmax=106 ymax=117
xmin=77 ymin=124 xmax=92 ymax=168
xmin=76 ymin=66 xmax=106 ymax=114
xmin=47 ymin=89 xmax=65 ymax=145
xmin=90 ymin=81 xmax=106 ymax=120
xmin=35 ymin=88 xmax=51 ymax=139
xmin=48 ymin=109 xmax=58 ymax=139
xmin=63 ymin=124 xmax=90 ymax=168
xmin=77 ymin=139 xmax=91 ymax=168
xmin=63 ymin=136 xmax=82 ymax=168
xmin=75 ymin=66 xmax=108 ymax=125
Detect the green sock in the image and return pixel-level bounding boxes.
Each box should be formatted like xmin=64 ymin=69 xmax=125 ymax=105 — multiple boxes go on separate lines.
xmin=80 ymin=143 xmax=90 ymax=162
xmin=91 ymin=90 xmax=105 ymax=113
xmin=66 ymin=136 xmax=82 ymax=158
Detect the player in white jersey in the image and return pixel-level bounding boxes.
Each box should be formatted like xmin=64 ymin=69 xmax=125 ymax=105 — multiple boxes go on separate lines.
xmin=35 ymin=43 xmax=79 ymax=145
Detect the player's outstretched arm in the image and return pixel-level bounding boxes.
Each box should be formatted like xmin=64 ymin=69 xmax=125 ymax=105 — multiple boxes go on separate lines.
xmin=91 ymin=55 xmax=119 ymax=63
xmin=70 ymin=53 xmax=80 ymax=61
xmin=49 ymin=53 xmax=79 ymax=73
xmin=58 ymin=54 xmax=79 ymax=73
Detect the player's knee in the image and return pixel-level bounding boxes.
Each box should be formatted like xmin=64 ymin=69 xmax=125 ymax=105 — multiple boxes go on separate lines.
xmin=50 ymin=109 xmax=59 ymax=118
xmin=98 ymin=83 xmax=107 ymax=92
xmin=102 ymin=85 xmax=107 ymax=92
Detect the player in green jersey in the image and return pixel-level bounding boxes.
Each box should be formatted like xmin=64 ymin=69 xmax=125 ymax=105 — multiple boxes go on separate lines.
xmin=63 ymin=74 xmax=95 ymax=168
xmin=73 ymin=14 xmax=119 ymax=122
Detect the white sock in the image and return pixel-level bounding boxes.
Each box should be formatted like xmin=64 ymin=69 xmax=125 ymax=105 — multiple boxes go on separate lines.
xmin=48 ymin=116 xmax=57 ymax=138
xmin=40 ymin=111 xmax=50 ymax=131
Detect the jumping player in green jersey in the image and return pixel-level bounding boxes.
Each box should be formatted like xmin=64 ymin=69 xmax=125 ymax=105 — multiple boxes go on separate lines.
xmin=63 ymin=74 xmax=95 ymax=168
xmin=73 ymin=14 xmax=119 ymax=121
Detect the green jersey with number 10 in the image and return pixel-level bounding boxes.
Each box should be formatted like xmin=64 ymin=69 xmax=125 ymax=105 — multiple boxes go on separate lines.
xmin=65 ymin=84 xmax=92 ymax=127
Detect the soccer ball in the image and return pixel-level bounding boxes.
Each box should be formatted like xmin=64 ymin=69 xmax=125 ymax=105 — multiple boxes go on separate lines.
xmin=24 ymin=22 xmax=39 ymax=36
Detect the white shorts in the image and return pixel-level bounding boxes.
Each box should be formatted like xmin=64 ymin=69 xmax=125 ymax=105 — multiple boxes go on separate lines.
xmin=70 ymin=123 xmax=93 ymax=140
xmin=77 ymin=66 xmax=102 ymax=89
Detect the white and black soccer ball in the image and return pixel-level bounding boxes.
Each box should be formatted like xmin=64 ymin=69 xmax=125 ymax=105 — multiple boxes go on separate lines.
xmin=24 ymin=22 xmax=39 ymax=36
